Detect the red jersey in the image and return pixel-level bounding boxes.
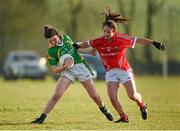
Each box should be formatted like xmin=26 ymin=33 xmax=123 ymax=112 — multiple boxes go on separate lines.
xmin=89 ymin=32 xmax=136 ymax=71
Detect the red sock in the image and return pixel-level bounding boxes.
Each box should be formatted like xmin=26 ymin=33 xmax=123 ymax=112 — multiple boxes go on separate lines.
xmin=137 ymin=99 xmax=145 ymax=108
xmin=120 ymin=113 xmax=128 ymax=120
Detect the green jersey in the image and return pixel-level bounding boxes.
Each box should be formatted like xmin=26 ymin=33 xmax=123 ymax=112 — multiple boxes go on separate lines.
xmin=47 ymin=34 xmax=83 ymax=66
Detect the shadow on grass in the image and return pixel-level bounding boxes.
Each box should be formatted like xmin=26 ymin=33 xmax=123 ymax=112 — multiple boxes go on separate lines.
xmin=0 ymin=121 xmax=97 ymax=126
xmin=0 ymin=120 xmax=114 ymax=127
xmin=0 ymin=122 xmax=44 ymax=126
xmin=45 ymin=121 xmax=113 ymax=126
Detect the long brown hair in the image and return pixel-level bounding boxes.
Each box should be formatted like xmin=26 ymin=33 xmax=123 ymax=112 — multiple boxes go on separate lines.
xmin=43 ymin=25 xmax=62 ymax=39
xmin=102 ymin=7 xmax=128 ymax=31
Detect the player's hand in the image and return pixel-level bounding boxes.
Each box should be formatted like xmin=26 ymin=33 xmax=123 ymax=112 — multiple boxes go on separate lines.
xmin=72 ymin=43 xmax=81 ymax=49
xmin=63 ymin=57 xmax=74 ymax=69
xmin=152 ymin=41 xmax=165 ymax=51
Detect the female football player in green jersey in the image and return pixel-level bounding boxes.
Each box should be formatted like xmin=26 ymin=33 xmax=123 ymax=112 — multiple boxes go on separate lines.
xmin=31 ymin=25 xmax=113 ymax=124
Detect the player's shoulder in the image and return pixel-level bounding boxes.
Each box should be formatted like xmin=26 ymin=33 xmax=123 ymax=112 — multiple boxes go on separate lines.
xmin=48 ymin=46 xmax=57 ymax=54
xmin=63 ymin=34 xmax=70 ymax=39
xmin=91 ymin=35 xmax=104 ymax=42
xmin=116 ymin=32 xmax=133 ymax=40
xmin=63 ymin=34 xmax=73 ymax=43
xmin=48 ymin=47 xmax=53 ymax=55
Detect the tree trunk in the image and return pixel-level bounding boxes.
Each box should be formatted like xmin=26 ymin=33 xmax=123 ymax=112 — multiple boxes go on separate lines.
xmin=116 ymin=0 xmax=136 ymax=65
xmin=68 ymin=0 xmax=83 ymax=41
xmin=144 ymin=0 xmax=153 ymax=65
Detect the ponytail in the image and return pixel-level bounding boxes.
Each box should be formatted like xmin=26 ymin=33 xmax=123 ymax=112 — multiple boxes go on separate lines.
xmin=104 ymin=7 xmax=128 ymax=24
xmin=102 ymin=7 xmax=128 ymax=31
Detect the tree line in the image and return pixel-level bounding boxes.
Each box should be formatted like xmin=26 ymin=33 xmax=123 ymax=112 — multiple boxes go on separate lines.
xmin=0 ymin=0 xmax=180 ymax=75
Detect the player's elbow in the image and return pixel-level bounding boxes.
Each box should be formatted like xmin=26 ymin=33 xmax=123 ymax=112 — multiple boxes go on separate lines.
xmin=136 ymin=37 xmax=144 ymax=44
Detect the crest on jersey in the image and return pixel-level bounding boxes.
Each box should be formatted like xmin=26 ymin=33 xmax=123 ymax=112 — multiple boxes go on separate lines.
xmin=114 ymin=46 xmax=119 ymax=52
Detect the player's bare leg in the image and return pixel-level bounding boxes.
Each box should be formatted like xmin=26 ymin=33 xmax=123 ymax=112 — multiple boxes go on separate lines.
xmin=123 ymin=80 xmax=148 ymax=120
xmin=107 ymin=82 xmax=129 ymax=123
xmin=81 ymin=79 xmax=113 ymax=121
xmin=31 ymin=77 xmax=72 ymax=124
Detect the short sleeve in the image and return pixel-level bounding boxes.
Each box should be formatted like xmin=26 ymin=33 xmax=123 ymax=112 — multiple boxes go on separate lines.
xmin=117 ymin=34 xmax=137 ymax=48
xmin=89 ymin=37 xmax=102 ymax=49
xmin=47 ymin=48 xmax=58 ymax=65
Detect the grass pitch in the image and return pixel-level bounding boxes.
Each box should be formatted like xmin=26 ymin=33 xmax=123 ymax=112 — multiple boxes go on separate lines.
xmin=0 ymin=76 xmax=180 ymax=130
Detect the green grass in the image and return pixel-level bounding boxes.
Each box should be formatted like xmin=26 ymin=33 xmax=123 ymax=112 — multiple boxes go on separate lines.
xmin=0 ymin=76 xmax=180 ymax=130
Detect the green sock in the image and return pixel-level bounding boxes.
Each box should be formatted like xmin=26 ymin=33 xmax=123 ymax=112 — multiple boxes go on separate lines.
xmin=39 ymin=113 xmax=47 ymax=121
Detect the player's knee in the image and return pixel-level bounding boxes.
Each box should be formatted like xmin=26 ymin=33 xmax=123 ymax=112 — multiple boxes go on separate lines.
xmin=129 ymin=93 xmax=138 ymax=101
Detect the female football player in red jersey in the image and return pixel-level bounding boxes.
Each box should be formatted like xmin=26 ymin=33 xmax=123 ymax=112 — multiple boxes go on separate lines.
xmin=73 ymin=8 xmax=165 ymax=123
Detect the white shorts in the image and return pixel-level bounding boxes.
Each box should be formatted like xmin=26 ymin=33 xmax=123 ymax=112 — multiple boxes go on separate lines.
xmin=105 ymin=68 xmax=134 ymax=84
xmin=61 ymin=63 xmax=92 ymax=82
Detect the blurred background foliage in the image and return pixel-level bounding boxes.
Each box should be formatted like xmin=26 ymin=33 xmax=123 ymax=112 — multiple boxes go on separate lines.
xmin=0 ymin=0 xmax=180 ymax=75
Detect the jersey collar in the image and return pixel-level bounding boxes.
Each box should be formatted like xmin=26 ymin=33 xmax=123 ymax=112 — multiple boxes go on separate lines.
xmin=56 ymin=41 xmax=64 ymax=46
xmin=56 ymin=36 xmax=64 ymax=46
xmin=103 ymin=32 xmax=119 ymax=42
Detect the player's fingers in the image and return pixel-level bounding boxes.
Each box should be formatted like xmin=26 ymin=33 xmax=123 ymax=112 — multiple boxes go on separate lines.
xmin=159 ymin=43 xmax=165 ymax=51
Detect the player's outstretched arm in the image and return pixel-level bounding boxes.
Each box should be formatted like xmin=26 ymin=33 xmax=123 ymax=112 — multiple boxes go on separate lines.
xmin=136 ymin=37 xmax=165 ymax=51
